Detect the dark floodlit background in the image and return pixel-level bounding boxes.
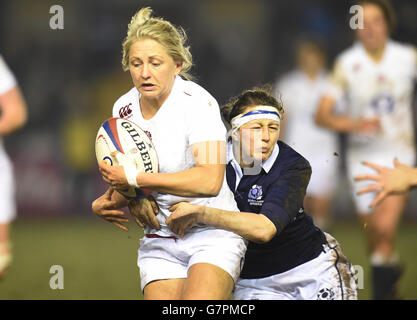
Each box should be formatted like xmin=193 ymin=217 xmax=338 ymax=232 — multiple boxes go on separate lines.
xmin=0 ymin=0 xmax=416 ymax=299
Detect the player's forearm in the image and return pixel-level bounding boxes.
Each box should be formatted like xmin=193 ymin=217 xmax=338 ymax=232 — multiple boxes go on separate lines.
xmin=408 ymin=168 xmax=417 ymax=189
xmin=136 ymin=165 xmax=225 ymax=197
xmin=315 ymin=95 xmax=356 ymax=133
xmin=315 ymin=113 xmax=357 ymax=133
xmin=111 ymin=187 xmax=129 ymax=208
xmin=199 ymin=206 xmax=276 ymax=243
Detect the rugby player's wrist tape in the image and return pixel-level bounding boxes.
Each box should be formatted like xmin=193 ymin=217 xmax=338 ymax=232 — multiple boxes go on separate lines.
xmin=114 ymin=152 xmax=140 ymax=188
xmin=124 ymin=165 xmax=140 ymax=188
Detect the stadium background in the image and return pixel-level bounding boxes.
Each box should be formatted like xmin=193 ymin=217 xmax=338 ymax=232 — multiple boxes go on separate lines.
xmin=0 ymin=0 xmax=416 ymax=299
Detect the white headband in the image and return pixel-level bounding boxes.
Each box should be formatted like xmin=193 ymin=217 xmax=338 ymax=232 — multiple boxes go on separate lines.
xmin=231 ymin=106 xmax=281 ymax=130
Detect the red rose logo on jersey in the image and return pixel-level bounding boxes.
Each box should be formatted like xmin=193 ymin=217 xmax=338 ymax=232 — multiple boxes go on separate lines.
xmin=119 ymin=103 xmax=133 ymax=118
xmin=144 ymin=130 xmax=152 ymax=141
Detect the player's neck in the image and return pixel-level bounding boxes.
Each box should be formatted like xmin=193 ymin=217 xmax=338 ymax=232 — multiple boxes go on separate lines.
xmin=139 ymin=95 xmax=166 ymax=120
xmin=364 ymin=42 xmax=387 ymax=63
xmin=303 ymin=69 xmax=320 ymax=81
xmin=139 ymin=84 xmax=175 ymax=120
xmin=299 ymin=64 xmax=323 ymax=81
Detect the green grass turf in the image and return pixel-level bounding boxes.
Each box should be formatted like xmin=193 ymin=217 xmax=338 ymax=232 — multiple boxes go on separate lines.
xmin=0 ymin=217 xmax=144 ymax=300
xmin=0 ymin=217 xmax=416 ymax=300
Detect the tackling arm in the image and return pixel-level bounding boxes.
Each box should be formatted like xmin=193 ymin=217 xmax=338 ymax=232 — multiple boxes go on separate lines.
xmin=167 ymin=202 xmax=276 ymax=243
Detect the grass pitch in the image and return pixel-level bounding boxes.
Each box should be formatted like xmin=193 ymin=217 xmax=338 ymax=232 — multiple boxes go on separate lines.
xmin=1 ymin=217 xmax=416 ymax=300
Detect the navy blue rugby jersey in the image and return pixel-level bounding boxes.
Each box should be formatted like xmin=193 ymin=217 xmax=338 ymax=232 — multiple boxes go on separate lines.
xmin=226 ymin=140 xmax=327 ymax=279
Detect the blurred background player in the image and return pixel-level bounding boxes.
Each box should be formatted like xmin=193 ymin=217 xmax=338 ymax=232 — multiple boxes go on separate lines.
xmin=274 ymin=39 xmax=340 ymax=231
xmin=315 ymin=0 xmax=417 ymax=299
xmin=355 ymin=159 xmax=417 ymax=207
xmin=0 ymin=54 xmax=28 ymax=279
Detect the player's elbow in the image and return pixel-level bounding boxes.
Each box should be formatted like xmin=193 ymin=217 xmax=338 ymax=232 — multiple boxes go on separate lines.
xmin=204 ymin=179 xmax=222 ymax=197
xmin=16 ymin=108 xmax=28 ymax=129
xmin=251 ymin=220 xmax=277 ymax=244
xmin=198 ymin=165 xmax=224 ymax=197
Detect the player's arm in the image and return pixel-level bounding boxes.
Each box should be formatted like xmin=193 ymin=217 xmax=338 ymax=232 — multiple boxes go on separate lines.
xmin=315 ymin=94 xmax=357 ymax=133
xmin=0 ymin=86 xmax=28 ymax=136
xmin=314 ymin=62 xmax=352 ymax=132
xmin=167 ymin=156 xmax=311 ymax=241
xmin=137 ymin=140 xmax=225 ymax=197
xmin=167 ymin=203 xmax=276 ymax=244
xmin=92 ymin=187 xmax=130 ymax=231
xmin=259 ymin=156 xmax=311 ymax=235
xmin=314 ymin=62 xmax=379 ymax=134
xmin=355 ymin=159 xmax=417 ymax=208
xmin=315 ymin=94 xmax=381 ymax=134
xmin=99 ymin=141 xmax=226 ymax=197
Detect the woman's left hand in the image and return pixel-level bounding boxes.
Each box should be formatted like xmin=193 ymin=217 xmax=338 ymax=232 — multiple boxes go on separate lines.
xmin=167 ymin=202 xmax=202 ymax=238
xmin=99 ymin=157 xmax=129 ymax=190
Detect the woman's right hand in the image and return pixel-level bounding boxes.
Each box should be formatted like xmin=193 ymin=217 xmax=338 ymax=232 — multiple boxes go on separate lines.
xmin=92 ymin=187 xmax=129 ymax=231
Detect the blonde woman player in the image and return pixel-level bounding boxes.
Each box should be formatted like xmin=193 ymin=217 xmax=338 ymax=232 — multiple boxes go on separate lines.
xmin=315 ymin=0 xmax=416 ymax=299
xmin=0 ymin=55 xmax=27 ymax=279
xmin=274 ymin=40 xmax=340 ymax=231
xmin=92 ymin=7 xmax=246 ymax=300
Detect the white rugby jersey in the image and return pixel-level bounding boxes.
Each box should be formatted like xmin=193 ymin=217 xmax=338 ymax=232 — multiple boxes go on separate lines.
xmin=0 ymin=55 xmax=17 ymax=154
xmin=275 ymin=70 xmax=339 ymax=159
xmin=113 ymin=76 xmax=238 ymax=236
xmin=326 ymin=40 xmax=417 ymax=151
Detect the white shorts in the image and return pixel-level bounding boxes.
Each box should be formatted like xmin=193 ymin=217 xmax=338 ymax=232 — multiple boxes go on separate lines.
xmin=0 ymin=152 xmax=16 ymax=224
xmin=233 ymin=233 xmax=357 ymax=300
xmin=137 ymin=227 xmax=247 ymax=291
xmin=306 ymin=154 xmax=339 ymax=197
xmin=346 ymin=147 xmax=415 ymax=214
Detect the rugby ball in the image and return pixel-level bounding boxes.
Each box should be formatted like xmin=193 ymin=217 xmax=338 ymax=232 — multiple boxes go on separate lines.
xmin=95 ymin=118 xmax=158 ymax=199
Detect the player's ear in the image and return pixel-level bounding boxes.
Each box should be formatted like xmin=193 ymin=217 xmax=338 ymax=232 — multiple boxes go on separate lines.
xmin=175 ymin=61 xmax=183 ymax=75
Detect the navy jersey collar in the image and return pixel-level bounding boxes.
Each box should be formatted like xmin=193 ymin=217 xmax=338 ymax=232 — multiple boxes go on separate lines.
xmin=262 ymin=143 xmax=279 ymax=173
xmin=227 ymin=142 xmax=280 ymax=189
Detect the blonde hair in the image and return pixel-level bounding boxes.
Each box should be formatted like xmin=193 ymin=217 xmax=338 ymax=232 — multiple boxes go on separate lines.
xmin=121 ymin=7 xmax=193 ymax=80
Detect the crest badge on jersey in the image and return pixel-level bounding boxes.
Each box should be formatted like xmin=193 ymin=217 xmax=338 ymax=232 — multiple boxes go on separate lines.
xmin=371 ymin=94 xmax=395 ymax=115
xmin=248 ymin=185 xmax=264 ymax=206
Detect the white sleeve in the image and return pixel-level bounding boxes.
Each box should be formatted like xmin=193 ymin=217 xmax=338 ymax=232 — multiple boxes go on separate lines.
xmin=112 ymin=102 xmax=119 ymax=118
xmin=0 ymin=55 xmax=17 ymax=95
xmin=186 ymin=93 xmax=226 ymax=145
